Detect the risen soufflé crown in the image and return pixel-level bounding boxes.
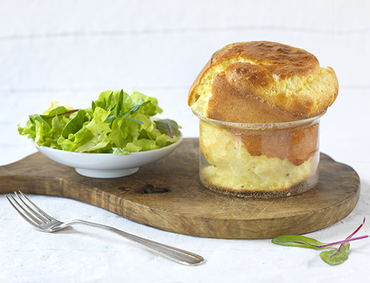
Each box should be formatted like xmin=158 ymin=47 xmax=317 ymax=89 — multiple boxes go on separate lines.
xmin=188 ymin=41 xmax=338 ymax=123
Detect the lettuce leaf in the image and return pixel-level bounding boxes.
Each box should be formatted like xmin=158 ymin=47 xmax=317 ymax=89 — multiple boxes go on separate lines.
xmin=18 ymin=90 xmax=180 ymax=154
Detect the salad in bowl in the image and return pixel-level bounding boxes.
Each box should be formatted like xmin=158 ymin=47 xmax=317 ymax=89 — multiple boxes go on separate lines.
xmin=18 ymin=90 xmax=182 ymax=178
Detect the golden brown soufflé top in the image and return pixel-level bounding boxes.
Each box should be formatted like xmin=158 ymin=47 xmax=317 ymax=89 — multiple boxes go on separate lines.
xmin=211 ymin=41 xmax=319 ymax=79
xmin=188 ymin=41 xmax=338 ymax=123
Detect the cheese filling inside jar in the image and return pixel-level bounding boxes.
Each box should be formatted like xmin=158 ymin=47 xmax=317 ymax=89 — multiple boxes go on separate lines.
xmin=195 ymin=111 xmax=324 ymax=198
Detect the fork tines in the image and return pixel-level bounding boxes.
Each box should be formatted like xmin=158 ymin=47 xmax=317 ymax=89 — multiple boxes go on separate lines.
xmin=6 ymin=191 xmax=52 ymax=229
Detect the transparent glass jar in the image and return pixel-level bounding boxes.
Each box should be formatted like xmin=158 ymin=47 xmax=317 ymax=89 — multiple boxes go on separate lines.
xmin=194 ymin=110 xmax=324 ymax=198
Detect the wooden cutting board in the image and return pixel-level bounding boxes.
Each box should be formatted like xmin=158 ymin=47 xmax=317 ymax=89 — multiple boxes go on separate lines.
xmin=0 ymin=138 xmax=360 ymax=239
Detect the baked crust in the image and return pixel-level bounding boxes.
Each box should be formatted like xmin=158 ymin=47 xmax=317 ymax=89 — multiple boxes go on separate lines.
xmin=188 ymin=41 xmax=338 ymax=122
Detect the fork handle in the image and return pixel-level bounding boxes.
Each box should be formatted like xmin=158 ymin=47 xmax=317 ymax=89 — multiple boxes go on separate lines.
xmin=63 ymin=219 xmax=204 ymax=266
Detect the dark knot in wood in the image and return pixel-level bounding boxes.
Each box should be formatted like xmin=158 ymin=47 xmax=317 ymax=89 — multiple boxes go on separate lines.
xmin=136 ymin=184 xmax=171 ymax=194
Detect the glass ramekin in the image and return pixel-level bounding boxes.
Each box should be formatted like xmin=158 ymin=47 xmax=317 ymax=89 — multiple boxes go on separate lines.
xmin=193 ymin=109 xmax=324 ymax=198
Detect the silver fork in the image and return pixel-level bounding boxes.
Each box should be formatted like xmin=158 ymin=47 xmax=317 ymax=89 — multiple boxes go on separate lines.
xmin=7 ymin=191 xmax=204 ymax=266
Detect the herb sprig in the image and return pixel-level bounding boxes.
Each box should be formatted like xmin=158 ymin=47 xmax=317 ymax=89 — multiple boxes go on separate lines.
xmin=272 ymin=218 xmax=368 ymax=265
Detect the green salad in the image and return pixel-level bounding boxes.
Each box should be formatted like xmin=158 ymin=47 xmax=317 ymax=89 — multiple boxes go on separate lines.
xmin=18 ymin=90 xmax=181 ymax=155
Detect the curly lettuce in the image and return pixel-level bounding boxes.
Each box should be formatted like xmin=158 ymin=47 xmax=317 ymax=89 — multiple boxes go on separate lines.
xmin=18 ymin=90 xmax=180 ymax=155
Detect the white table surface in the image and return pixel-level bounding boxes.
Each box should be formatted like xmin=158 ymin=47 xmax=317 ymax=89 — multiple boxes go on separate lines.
xmin=1 ymin=1 xmax=369 ymax=282
xmin=1 ymin=88 xmax=369 ymax=283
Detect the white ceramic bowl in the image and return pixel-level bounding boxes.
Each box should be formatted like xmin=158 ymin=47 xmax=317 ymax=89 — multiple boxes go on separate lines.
xmin=33 ymin=133 xmax=183 ymax=178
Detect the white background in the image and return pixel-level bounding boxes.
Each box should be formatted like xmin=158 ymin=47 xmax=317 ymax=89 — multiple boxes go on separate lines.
xmin=0 ymin=1 xmax=369 ymax=282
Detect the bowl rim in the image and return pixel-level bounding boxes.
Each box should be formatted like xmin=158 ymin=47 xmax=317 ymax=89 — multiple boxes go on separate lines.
xmin=33 ymin=131 xmax=183 ymax=156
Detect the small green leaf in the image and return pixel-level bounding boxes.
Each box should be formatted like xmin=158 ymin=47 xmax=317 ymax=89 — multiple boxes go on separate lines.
xmin=105 ymin=115 xmax=116 ymax=123
xmin=121 ymin=100 xmax=151 ymax=118
xmin=320 ymin=243 xmax=350 ymax=265
xmin=125 ymin=117 xmax=144 ymax=124
xmin=45 ymin=106 xmax=69 ymax=118
xmin=124 ymin=142 xmax=141 ymax=152
xmin=116 ymin=89 xmax=124 ymax=117
xmin=272 ymin=235 xmax=327 ymax=250
xmin=121 ymin=105 xmax=137 ymax=117
xmin=106 ymin=92 xmax=114 ymax=110
xmin=154 ymin=119 xmax=179 ymax=138
xmin=112 ymin=147 xmax=130 ymax=155
xmin=61 ymin=109 xmax=87 ymax=138
xmin=92 ymin=101 xmax=96 ymax=112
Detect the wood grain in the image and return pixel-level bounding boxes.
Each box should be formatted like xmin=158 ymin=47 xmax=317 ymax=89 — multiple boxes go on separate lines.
xmin=0 ymin=138 xmax=360 ymax=239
